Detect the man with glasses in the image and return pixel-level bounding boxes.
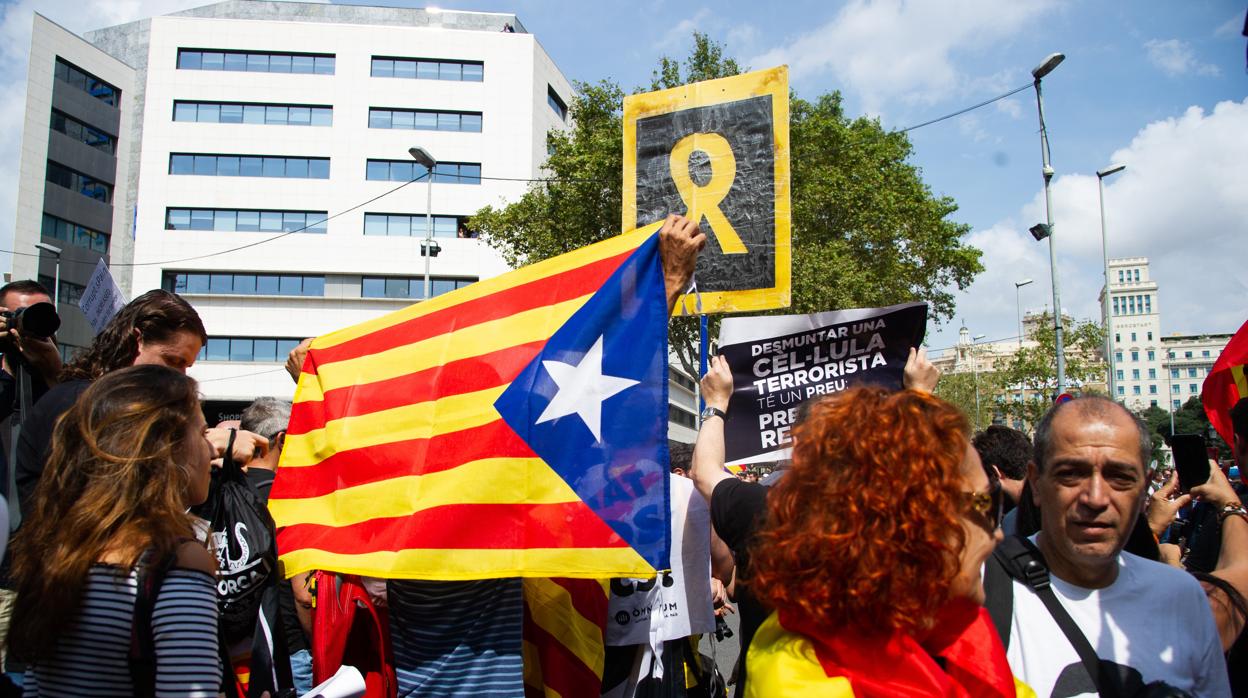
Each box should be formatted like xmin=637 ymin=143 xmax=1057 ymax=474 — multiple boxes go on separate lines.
xmin=993 ymin=396 xmax=1229 ymax=697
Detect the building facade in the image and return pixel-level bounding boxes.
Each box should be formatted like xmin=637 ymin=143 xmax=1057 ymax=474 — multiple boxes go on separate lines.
xmin=13 ymin=15 xmax=138 ymax=358
xmin=1101 ymin=256 xmax=1164 ymax=411
xmin=1162 ymin=332 xmax=1232 ymax=410
xmin=15 ymin=2 xmax=574 ymax=404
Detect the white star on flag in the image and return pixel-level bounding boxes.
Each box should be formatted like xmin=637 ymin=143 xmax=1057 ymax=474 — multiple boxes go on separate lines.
xmin=535 ymin=336 xmax=639 ymax=442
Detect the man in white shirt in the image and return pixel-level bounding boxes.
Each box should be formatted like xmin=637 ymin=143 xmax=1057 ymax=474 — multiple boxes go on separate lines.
xmin=1000 ymin=396 xmax=1230 ymax=698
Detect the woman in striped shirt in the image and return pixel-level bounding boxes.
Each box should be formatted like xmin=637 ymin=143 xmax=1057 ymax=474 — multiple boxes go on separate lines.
xmin=7 ymin=365 xmax=222 ymax=697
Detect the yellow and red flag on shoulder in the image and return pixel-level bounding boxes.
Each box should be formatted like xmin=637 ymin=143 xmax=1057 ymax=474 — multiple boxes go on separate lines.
xmin=1203 ymin=317 xmax=1248 ymax=445
xmin=270 ymin=223 xmax=673 ymax=580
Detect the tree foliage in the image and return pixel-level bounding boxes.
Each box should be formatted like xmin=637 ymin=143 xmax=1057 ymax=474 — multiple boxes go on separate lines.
xmin=470 ymin=33 xmax=983 ymax=378
xmin=1138 ymin=397 xmax=1230 ymax=464
xmin=993 ymin=313 xmax=1107 ymax=429
xmin=934 ymin=369 xmax=1006 ymax=433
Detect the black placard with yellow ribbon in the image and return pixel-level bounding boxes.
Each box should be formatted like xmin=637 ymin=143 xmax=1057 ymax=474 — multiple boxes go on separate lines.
xmin=623 ymin=66 xmax=791 ymax=314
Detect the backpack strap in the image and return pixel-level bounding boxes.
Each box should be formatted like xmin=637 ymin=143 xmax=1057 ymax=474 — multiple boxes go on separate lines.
xmin=129 ymin=550 xmax=177 ymax=698
xmin=992 ymin=535 xmax=1114 ymax=698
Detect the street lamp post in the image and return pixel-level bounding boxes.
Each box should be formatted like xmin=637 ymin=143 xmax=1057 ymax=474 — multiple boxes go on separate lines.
xmin=1014 ymin=279 xmax=1034 ymax=347
xmin=33 ymin=242 xmax=63 ymax=306
xmin=409 ymin=147 xmax=437 ymax=300
xmin=1032 ymin=51 xmax=1066 ymax=398
xmin=1097 ymin=163 xmax=1126 ymax=401
xmin=972 ymin=333 xmax=987 ymax=430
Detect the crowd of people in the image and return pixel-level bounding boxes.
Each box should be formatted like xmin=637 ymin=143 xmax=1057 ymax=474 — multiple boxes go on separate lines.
xmin=0 ymin=214 xmax=1243 ymax=697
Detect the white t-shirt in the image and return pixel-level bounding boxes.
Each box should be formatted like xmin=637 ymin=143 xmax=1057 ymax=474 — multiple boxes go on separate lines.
xmin=1006 ymin=544 xmax=1230 ymax=698
xmin=606 ymin=474 xmax=714 ymax=646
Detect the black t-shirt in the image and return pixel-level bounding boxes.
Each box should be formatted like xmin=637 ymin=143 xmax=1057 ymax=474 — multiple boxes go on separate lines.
xmin=709 ymin=478 xmax=769 ymax=698
xmin=15 ymin=378 xmax=91 ymax=516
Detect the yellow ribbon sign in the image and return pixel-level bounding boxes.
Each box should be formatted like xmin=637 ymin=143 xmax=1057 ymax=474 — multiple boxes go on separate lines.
xmin=668 ymin=133 xmax=746 ymax=254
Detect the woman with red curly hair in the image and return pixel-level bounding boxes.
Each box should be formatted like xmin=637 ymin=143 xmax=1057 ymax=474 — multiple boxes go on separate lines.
xmin=745 ymin=387 xmax=1028 ymax=697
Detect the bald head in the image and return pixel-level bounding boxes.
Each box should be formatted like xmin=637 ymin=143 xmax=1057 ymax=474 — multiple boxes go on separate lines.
xmin=1033 ymin=396 xmax=1150 ymax=472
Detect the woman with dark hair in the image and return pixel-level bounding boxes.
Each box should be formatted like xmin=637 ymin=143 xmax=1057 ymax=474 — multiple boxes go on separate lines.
xmin=745 ymin=387 xmax=1025 ymax=696
xmin=15 ymin=290 xmax=263 ymax=514
xmin=7 ymin=364 xmax=221 ymax=695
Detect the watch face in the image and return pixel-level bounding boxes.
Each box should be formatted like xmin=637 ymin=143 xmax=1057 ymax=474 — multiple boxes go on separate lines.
xmin=701 ymin=407 xmax=722 ymax=420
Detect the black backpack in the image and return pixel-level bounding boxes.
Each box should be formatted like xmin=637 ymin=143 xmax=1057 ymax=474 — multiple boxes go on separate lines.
xmin=984 ymin=535 xmax=1191 ymax=698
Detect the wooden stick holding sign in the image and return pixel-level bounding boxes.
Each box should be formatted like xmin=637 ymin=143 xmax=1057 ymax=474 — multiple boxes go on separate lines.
xmin=623 ymin=67 xmax=791 ymax=314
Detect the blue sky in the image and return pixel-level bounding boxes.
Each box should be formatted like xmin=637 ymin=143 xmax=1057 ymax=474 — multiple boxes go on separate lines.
xmin=2 ymin=0 xmax=1245 ymax=356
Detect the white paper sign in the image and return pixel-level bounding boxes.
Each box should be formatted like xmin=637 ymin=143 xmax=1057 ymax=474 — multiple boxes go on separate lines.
xmin=605 ymin=475 xmax=714 ymax=646
xmin=78 ymin=259 xmax=126 ymax=334
xmin=301 ymin=665 xmax=365 ymax=698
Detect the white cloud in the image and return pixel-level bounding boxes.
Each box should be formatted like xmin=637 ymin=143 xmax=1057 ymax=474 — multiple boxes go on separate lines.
xmin=747 ymin=0 xmax=1057 ymax=116
xmin=931 ymin=99 xmax=1248 ymax=351
xmin=1144 ymin=38 xmax=1220 ymax=77
xmin=1214 ymin=12 xmax=1242 ymax=38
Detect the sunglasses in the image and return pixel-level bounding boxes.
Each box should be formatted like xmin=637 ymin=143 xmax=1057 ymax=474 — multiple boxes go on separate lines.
xmin=960 ymin=479 xmax=1003 ymax=534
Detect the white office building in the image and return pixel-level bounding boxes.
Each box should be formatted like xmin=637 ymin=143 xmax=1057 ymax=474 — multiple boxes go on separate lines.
xmin=15 ymin=2 xmax=575 ymax=411
xmin=1102 ymin=256 xmax=1164 ymax=411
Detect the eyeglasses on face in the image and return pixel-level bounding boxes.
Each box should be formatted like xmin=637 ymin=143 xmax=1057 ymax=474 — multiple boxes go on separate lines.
xmin=960 ymin=479 xmax=1003 ymax=534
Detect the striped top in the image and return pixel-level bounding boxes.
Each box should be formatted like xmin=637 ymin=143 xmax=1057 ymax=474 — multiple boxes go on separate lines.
xmin=23 ymin=566 xmax=222 ymax=697
xmin=389 ymin=578 xmax=524 ymax=697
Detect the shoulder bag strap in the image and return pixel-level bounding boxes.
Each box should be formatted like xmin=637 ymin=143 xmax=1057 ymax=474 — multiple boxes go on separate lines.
xmin=1000 ymin=535 xmax=1114 ymax=698
xmin=129 ymin=551 xmax=176 ymax=698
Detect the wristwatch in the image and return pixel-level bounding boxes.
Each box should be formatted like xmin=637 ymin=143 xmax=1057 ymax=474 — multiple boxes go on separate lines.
xmin=700 ymin=406 xmax=727 ymax=422
xmin=1217 ymin=504 xmax=1248 ymax=525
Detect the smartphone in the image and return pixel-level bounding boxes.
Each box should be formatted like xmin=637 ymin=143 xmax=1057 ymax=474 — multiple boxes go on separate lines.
xmin=1171 ymin=434 xmax=1210 ymax=492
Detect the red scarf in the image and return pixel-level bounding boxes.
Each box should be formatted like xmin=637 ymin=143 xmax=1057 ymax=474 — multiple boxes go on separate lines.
xmin=778 ymin=605 xmax=1016 ymax=697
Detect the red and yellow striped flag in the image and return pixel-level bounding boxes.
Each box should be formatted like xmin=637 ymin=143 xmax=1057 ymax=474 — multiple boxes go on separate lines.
xmin=522 ymin=578 xmax=609 ymax=698
xmin=1203 ymin=317 xmax=1248 ymax=445
xmin=269 ymin=222 xmax=668 ymax=580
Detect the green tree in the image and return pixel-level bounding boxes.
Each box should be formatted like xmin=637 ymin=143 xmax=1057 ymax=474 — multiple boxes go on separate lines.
xmin=994 ymin=313 xmax=1107 ymax=430
xmin=470 ymin=34 xmax=983 ymax=378
xmin=1139 ymin=397 xmax=1230 ymax=461
xmin=934 ymin=369 xmax=1006 ymax=433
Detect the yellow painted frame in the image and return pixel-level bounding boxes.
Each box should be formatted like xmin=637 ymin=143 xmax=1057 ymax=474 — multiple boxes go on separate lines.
xmin=623 ymin=66 xmax=791 ymax=314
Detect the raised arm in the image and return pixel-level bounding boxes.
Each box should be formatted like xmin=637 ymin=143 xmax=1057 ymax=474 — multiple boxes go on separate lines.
xmin=1191 ymin=463 xmax=1248 ymax=650
xmin=691 ymin=355 xmax=736 ymax=502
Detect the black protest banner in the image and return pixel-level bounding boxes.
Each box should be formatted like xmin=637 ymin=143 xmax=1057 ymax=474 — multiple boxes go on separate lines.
xmin=717 ymin=302 xmax=928 ymax=465
xmin=623 ymin=67 xmax=790 ymax=314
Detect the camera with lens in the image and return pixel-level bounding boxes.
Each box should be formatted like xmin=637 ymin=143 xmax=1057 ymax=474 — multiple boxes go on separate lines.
xmin=0 ymin=302 xmax=60 ymax=347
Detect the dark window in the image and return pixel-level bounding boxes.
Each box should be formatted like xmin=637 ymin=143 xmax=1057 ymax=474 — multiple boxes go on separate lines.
xmin=197 ymin=336 xmax=304 ymax=363
xmin=45 ymin=161 xmax=111 ymax=203
xmin=363 ymin=213 xmax=468 ymax=238
xmin=367 ymin=108 xmax=482 ymax=133
xmin=38 ymin=275 xmax=86 ymax=305
xmin=371 ymin=56 xmax=484 ymax=82
xmin=168 ymin=154 xmax=330 ymax=179
xmin=165 ymin=208 xmax=327 ymax=234
xmin=364 ymin=159 xmax=481 ymax=185
xmin=361 ymin=275 xmax=476 ymax=299
xmin=173 ymin=101 xmax=332 ymax=126
xmin=41 ymin=214 xmax=109 ymax=254
xmin=547 ymin=85 xmax=567 ymax=121
xmin=54 ymin=58 xmax=119 ymax=106
xmin=177 ymin=49 xmax=334 ymax=75
xmin=49 ymin=110 xmax=116 ymax=153
xmin=163 ymin=271 xmax=325 ymax=297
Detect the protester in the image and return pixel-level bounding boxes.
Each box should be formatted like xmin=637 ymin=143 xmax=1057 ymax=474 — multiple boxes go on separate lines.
xmin=689 ymin=347 xmax=939 ymax=697
xmin=991 ymin=396 xmax=1230 ymax=697
xmin=379 ymin=213 xmax=707 ymax=696
xmin=6 ymin=365 xmax=221 ymax=695
xmin=14 ymin=289 xmax=264 ymax=513
xmin=0 ymin=280 xmax=62 ymax=401
xmin=0 ymin=280 xmax=61 ymax=674
xmin=744 ymin=387 xmax=1015 ymax=695
xmin=973 ymin=425 xmax=1032 ymax=533
xmin=239 ymin=396 xmax=292 ymax=499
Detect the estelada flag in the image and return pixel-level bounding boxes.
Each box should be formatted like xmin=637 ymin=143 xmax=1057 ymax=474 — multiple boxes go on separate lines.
xmin=270 ymin=223 xmax=672 ymax=579
xmin=1203 ymin=317 xmax=1248 ymax=445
